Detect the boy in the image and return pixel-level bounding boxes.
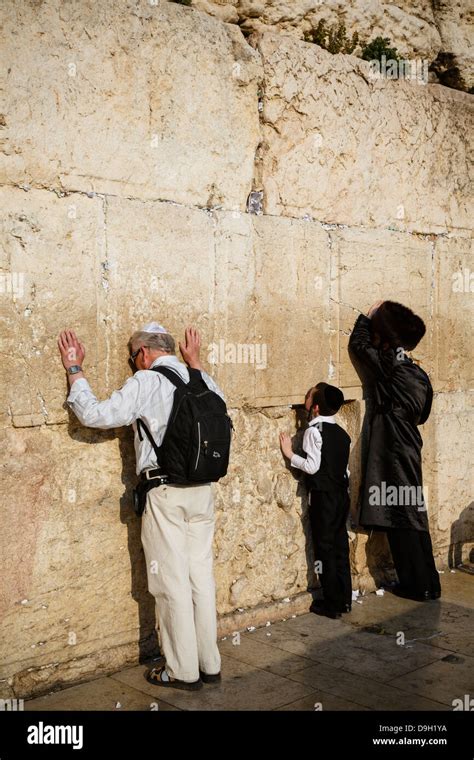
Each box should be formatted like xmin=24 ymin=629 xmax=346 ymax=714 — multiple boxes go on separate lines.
xmin=280 ymin=383 xmax=352 ymax=619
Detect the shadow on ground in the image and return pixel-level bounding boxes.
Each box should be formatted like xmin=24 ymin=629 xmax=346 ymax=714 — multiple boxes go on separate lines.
xmin=25 ymin=571 xmax=474 ymax=711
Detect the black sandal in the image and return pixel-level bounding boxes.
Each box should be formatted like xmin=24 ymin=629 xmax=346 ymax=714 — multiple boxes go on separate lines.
xmin=146 ymin=664 xmax=202 ymax=691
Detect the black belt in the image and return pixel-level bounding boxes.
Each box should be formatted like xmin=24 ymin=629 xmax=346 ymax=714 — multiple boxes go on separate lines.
xmin=140 ymin=468 xmax=170 ymax=483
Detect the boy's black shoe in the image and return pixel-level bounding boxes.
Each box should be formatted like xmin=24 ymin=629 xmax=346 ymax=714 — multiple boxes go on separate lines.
xmin=310 ymin=600 xmax=341 ymax=619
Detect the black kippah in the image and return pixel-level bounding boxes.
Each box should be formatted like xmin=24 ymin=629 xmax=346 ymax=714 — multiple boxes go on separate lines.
xmin=313 ymin=382 xmax=345 ymax=415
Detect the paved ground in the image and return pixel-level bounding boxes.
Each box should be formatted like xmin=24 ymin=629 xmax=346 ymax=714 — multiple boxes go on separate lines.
xmin=26 ymin=569 xmax=474 ymax=711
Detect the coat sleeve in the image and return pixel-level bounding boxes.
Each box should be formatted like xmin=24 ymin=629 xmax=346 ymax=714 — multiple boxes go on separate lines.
xmin=348 ymin=314 xmax=384 ymax=380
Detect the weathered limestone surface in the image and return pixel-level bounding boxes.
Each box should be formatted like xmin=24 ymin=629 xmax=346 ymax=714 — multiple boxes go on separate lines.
xmin=0 ymin=425 xmax=147 ymax=694
xmin=255 ymin=33 xmax=473 ymax=232
xmin=0 ymin=0 xmax=262 ymax=209
xmin=433 ymin=0 xmax=474 ymax=88
xmin=103 ymin=200 xmax=329 ymax=406
xmin=0 ymin=0 xmax=472 ymax=698
xmin=434 ymin=235 xmax=474 ymax=392
xmin=193 ymin=0 xmax=474 ymax=88
xmin=331 ymin=226 xmax=434 ymax=389
xmin=0 ymin=187 xmax=107 ymax=427
xmin=423 ymin=391 xmax=474 ymax=558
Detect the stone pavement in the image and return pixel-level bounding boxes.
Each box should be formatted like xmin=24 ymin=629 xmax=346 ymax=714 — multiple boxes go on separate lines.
xmin=25 ymin=569 xmax=474 ymax=712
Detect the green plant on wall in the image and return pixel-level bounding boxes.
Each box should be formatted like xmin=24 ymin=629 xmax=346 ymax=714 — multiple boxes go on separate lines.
xmin=361 ymin=36 xmax=400 ymax=63
xmin=298 ymin=17 xmax=472 ymax=93
xmin=304 ymin=20 xmax=359 ymax=55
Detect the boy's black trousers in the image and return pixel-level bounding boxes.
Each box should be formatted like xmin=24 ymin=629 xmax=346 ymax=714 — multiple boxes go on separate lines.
xmin=309 ymin=488 xmax=352 ymax=612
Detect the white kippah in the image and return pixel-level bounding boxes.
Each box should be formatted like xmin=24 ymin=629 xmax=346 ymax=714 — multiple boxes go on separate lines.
xmin=141 ymin=321 xmax=168 ymax=334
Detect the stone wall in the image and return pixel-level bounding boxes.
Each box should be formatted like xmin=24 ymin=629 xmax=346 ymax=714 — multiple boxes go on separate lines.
xmin=0 ymin=0 xmax=472 ymax=698
xmin=193 ymin=0 xmax=474 ymax=89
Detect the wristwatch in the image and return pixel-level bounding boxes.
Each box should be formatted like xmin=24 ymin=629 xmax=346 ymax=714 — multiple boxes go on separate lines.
xmin=67 ymin=365 xmax=83 ymax=375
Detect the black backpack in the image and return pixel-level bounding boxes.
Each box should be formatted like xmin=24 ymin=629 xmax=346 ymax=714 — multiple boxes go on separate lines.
xmin=136 ymin=366 xmax=233 ymax=485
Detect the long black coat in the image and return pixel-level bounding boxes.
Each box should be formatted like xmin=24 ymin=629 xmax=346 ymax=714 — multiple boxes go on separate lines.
xmin=349 ymin=315 xmax=433 ymax=532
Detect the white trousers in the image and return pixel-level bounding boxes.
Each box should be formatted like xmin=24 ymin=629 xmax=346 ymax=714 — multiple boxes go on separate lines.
xmin=140 ymin=483 xmax=221 ymax=682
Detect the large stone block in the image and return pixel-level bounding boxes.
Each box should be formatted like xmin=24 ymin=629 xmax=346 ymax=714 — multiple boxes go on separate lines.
xmin=255 ymin=32 xmax=473 ymax=232
xmin=423 ymin=391 xmax=474 ymax=565
xmin=103 ymin=196 xmax=217 ymax=393
xmin=212 ymin=211 xmax=258 ymax=405
xmin=251 ymin=214 xmax=331 ymax=405
xmin=0 ymin=0 xmax=262 ymax=210
xmin=434 ymin=235 xmax=474 ymax=392
xmin=198 ymin=211 xmax=331 ymax=407
xmin=0 ymin=424 xmax=149 ymax=687
xmin=0 ymin=187 xmax=106 ymax=426
xmin=330 ymin=226 xmax=434 ymax=389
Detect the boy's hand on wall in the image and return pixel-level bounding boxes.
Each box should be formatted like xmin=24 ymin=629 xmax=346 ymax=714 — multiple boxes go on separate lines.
xmin=58 ymin=329 xmax=85 ymax=369
xmin=179 ymin=326 xmax=202 ymax=370
xmin=279 ymin=432 xmax=293 ymax=459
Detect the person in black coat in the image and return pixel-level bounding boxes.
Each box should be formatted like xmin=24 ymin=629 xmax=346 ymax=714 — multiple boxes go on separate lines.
xmin=349 ymin=300 xmax=441 ymax=602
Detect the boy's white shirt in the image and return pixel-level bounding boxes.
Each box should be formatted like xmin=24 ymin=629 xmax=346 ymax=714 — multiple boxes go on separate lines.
xmin=290 ymin=414 xmax=350 ymax=505
xmin=290 ymin=415 xmax=332 ymax=475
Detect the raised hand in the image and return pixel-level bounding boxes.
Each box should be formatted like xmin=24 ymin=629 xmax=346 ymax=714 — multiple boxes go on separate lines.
xmin=179 ymin=326 xmax=202 ymax=369
xmin=58 ymin=329 xmax=85 ymax=370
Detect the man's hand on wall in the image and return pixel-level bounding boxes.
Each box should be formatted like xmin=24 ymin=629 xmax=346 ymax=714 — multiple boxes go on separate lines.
xmin=179 ymin=326 xmax=202 ymax=370
xmin=58 ymin=329 xmax=85 ymax=370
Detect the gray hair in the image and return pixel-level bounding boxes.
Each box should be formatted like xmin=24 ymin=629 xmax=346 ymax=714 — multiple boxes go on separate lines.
xmin=128 ymin=330 xmax=176 ymax=355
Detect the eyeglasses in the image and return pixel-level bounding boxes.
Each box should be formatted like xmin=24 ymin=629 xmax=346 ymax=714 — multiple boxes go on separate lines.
xmin=129 ymin=345 xmax=149 ymax=365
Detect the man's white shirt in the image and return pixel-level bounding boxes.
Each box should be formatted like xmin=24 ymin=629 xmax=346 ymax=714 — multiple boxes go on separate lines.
xmin=67 ymin=355 xmax=225 ymax=475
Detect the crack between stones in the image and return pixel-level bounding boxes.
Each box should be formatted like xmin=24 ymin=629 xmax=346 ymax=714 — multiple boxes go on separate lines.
xmin=1 ymin=181 xmax=466 ymax=238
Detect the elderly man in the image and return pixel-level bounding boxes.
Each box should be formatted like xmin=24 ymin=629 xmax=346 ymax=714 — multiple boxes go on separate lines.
xmin=58 ymin=322 xmax=224 ymax=691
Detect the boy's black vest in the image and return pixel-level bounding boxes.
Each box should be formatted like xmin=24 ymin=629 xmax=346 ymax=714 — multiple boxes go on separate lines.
xmin=305 ymin=422 xmax=351 ymax=492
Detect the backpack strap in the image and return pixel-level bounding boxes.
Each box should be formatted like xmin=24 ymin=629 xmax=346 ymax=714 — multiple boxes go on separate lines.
xmin=150 ymin=365 xmax=187 ymax=386
xmin=153 ymin=365 xmax=206 ymax=391
xmin=188 ymin=367 xmax=207 ymax=389
xmin=136 ymin=417 xmax=163 ymax=466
